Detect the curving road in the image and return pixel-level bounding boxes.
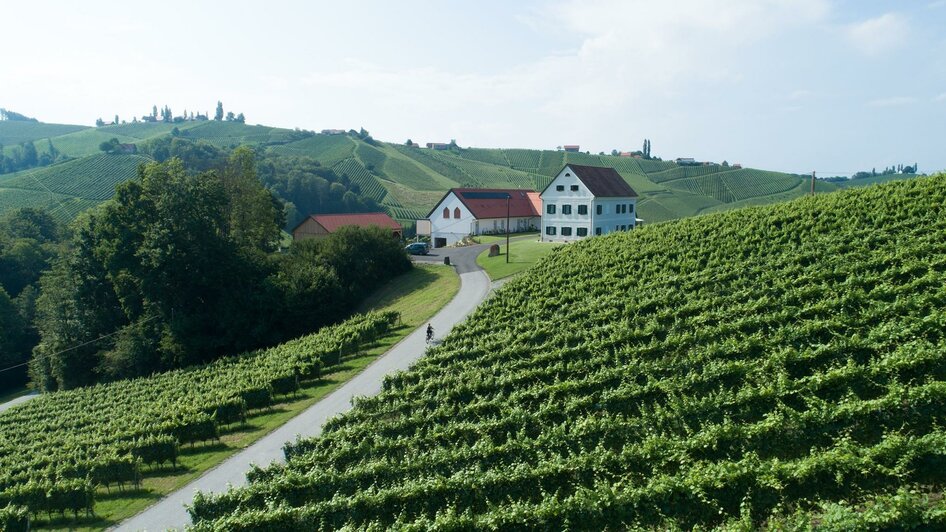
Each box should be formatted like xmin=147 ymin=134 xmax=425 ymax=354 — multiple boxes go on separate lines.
xmin=0 ymin=391 xmax=38 ymax=415
xmin=116 ymin=248 xmax=493 ymax=531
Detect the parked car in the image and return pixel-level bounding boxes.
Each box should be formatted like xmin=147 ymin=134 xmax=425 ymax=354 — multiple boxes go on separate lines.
xmin=405 ymin=242 xmax=430 ymax=255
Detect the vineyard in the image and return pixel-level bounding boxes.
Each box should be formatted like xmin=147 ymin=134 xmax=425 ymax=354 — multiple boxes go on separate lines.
xmin=0 ymin=154 xmax=150 ymax=200
xmin=191 ymin=175 xmax=946 ymax=529
xmin=0 ymin=311 xmax=399 ymax=522
xmin=0 ymin=119 xmax=927 ymax=229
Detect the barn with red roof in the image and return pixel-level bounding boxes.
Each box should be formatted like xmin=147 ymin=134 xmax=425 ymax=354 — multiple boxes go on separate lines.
xmin=292 ymin=212 xmax=403 ymax=241
xmin=417 ymin=188 xmax=541 ymax=247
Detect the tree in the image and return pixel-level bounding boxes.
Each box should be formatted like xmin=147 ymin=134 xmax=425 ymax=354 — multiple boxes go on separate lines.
xmin=99 ymin=138 xmax=121 ymax=154
xmin=114 ymin=114 xmax=119 ymax=125
xmin=215 ymin=101 xmax=224 ymax=121
xmin=0 ymin=286 xmax=29 ymax=391
xmin=235 ymin=113 xmax=245 ymax=124
xmin=96 ymin=118 xmax=105 ymax=127
xmin=405 ymin=139 xmax=413 ymax=146
xmin=611 ymin=149 xmax=619 ymax=156
xmin=225 ymin=111 xmax=235 ymax=121
xmin=152 ymin=105 xmax=158 ymax=120
xmin=218 ymin=147 xmax=284 ymax=252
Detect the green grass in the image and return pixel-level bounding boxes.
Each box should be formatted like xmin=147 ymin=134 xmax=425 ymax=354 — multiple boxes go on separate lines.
xmin=471 ymin=231 xmax=539 ymax=244
xmin=28 ymin=263 xmax=459 ymax=531
xmin=475 ymin=237 xmax=561 ymax=280
xmin=0 ymin=121 xmax=89 ymax=145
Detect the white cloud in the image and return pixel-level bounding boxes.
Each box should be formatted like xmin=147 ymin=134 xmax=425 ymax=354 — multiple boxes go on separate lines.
xmin=934 ymin=92 xmax=946 ymax=102
xmin=845 ymin=13 xmax=909 ymax=56
xmin=868 ymin=96 xmax=917 ymax=107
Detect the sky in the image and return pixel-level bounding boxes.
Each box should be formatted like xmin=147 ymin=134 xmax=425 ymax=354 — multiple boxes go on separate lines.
xmin=2 ymin=0 xmax=944 ymax=175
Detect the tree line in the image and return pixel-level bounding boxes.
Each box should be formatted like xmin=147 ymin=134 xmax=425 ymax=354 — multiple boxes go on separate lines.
xmin=0 ymin=149 xmax=410 ymax=393
xmin=0 ymin=140 xmax=67 ymax=174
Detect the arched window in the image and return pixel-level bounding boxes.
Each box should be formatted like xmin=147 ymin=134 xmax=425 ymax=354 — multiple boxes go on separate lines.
xmin=443 ymin=208 xmax=450 ymax=219
xmin=454 ymin=207 xmax=461 ymax=218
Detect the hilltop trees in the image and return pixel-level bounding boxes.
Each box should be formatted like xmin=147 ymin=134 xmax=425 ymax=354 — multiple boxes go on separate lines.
xmin=215 ymin=101 xmax=224 ymax=121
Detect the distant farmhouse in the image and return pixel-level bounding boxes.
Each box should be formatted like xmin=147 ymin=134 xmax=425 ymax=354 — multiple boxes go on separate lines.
xmin=292 ymin=212 xmax=402 ymax=241
xmin=540 ymin=165 xmax=638 ymax=242
xmin=563 ymin=145 xmax=580 ymax=153
xmin=320 ymin=129 xmax=346 ymax=135
xmin=675 ymin=157 xmax=698 ymax=165
xmin=417 ymin=189 xmax=541 ymax=247
xmin=426 ymin=142 xmax=450 ymax=150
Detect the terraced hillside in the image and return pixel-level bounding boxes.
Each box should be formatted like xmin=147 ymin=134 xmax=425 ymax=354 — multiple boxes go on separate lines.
xmin=0 ymin=121 xmax=921 ymax=229
xmin=0 ymin=153 xmax=150 ymax=221
xmin=192 ymin=175 xmax=946 ymax=529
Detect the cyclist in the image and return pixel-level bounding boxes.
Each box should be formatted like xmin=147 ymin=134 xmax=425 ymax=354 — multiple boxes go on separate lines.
xmin=426 ymin=323 xmax=434 ymax=344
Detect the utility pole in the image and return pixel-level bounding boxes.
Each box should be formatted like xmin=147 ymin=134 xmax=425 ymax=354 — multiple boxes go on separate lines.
xmin=810 ymin=171 xmax=816 ymax=195
xmin=505 ymin=194 xmax=511 ymax=264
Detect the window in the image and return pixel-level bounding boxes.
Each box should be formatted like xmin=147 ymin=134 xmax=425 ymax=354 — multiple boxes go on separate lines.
xmin=562 ymin=205 xmax=572 ymax=215
xmin=570 ymin=185 xmax=579 ymax=191
xmin=629 ymin=204 xmax=635 ymax=215
xmin=621 ymin=225 xmax=627 ymax=231
xmin=561 ymin=226 xmax=572 ymax=236
xmin=596 ymin=204 xmax=603 ymax=215
xmin=443 ymin=208 xmax=450 ymax=219
xmin=454 ymin=207 xmax=461 ymax=218
xmin=556 ymin=185 xmax=564 ymax=191
xmin=578 ymin=205 xmax=588 ymax=215
xmin=577 ymin=227 xmax=588 ymax=237
xmin=546 ymin=204 xmax=556 ymax=215
xmin=546 ymin=226 xmax=557 ymax=235
xmin=618 ymin=204 xmax=626 ymax=214
xmin=595 ymin=227 xmax=602 ymax=236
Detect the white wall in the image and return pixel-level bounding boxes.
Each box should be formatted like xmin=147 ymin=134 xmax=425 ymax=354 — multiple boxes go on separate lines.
xmin=429 ymin=192 xmax=476 ymax=247
xmin=540 ymin=165 xmax=637 ymax=242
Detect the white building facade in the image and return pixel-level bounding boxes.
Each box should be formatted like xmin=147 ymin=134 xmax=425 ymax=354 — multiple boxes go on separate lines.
xmin=540 ymin=164 xmax=639 ymax=243
xmin=418 ymin=188 xmax=541 ymax=247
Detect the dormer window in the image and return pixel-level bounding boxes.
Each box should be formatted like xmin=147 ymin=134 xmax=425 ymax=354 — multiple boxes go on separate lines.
xmin=454 ymin=207 xmax=461 ymax=218
xmin=443 ymin=208 xmax=450 ymax=219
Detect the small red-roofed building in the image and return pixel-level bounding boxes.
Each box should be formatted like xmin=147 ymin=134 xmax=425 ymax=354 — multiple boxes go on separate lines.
xmin=292 ymin=212 xmax=402 ymax=241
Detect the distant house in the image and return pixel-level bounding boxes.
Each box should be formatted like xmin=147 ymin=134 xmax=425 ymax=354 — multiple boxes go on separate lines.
xmin=733 ymin=163 xmax=743 ymax=169
xmin=426 ymin=142 xmax=450 ymax=150
xmin=292 ymin=212 xmax=402 ymax=241
xmin=540 ymin=164 xmax=638 ymax=243
xmin=675 ymin=157 xmax=697 ymax=165
xmin=563 ymin=145 xmax=580 ymax=153
xmin=320 ymin=129 xmax=346 ymax=135
xmin=619 ymin=152 xmax=633 ymax=158
xmin=418 ymin=188 xmax=541 ymax=247
xmin=117 ymin=144 xmax=138 ymax=154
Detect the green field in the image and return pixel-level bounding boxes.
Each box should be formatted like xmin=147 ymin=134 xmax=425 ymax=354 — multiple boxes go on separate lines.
xmin=475 ymin=236 xmax=560 ymax=280
xmin=190 ymin=175 xmax=946 ymax=530
xmin=0 ymin=263 xmax=458 ymax=529
xmin=0 ymin=120 xmax=925 ymax=231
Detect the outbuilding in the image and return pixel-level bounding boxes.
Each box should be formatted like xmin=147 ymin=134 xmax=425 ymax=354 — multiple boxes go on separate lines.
xmin=417 ymin=188 xmax=541 ymax=248
xmin=292 ymin=212 xmax=402 ymax=241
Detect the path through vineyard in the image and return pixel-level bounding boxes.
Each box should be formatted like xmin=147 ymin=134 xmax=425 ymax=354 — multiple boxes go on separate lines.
xmin=116 ymin=249 xmax=493 ymax=531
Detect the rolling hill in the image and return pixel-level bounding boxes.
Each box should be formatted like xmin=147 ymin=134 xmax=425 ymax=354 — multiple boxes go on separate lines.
xmin=0 ymin=120 xmax=920 ymax=228
xmin=190 ymin=174 xmax=946 ymax=529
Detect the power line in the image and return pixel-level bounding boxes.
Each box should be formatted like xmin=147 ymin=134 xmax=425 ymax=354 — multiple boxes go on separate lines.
xmin=0 ymin=314 xmax=161 ymax=374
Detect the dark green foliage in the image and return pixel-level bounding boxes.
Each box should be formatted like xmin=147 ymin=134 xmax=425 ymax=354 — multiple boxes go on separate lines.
xmin=193 ymin=175 xmax=946 ymax=529
xmin=257 ymin=154 xmax=379 ymax=229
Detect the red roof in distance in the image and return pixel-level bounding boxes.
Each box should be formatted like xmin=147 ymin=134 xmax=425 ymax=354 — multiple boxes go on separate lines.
xmin=427 ymin=188 xmax=541 ymax=220
xmin=306 ymin=212 xmax=401 ymax=233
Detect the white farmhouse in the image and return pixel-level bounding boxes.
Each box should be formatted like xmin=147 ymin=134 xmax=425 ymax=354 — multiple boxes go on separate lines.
xmin=417 ymin=188 xmax=541 ymax=248
xmin=540 ymin=164 xmax=639 ymax=242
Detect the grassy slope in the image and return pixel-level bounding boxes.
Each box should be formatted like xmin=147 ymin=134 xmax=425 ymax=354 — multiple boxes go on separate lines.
xmin=191 ymin=174 xmax=946 ymax=529
xmin=475 ymin=237 xmax=562 ymax=281
xmin=28 ymin=263 xmax=458 ymax=530
xmin=0 ymin=121 xmax=925 ymax=229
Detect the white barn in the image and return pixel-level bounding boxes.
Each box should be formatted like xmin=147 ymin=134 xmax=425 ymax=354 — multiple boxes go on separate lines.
xmin=417 ymin=188 xmax=541 ymax=248
xmin=540 ymin=164 xmax=639 ymax=242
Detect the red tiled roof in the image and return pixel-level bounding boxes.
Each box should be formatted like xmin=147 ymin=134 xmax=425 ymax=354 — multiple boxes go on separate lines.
xmin=427 ymin=188 xmax=541 ymax=220
xmin=308 ymin=212 xmax=401 ymax=233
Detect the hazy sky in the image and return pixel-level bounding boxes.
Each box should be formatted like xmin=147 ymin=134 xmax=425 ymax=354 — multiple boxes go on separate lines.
xmin=2 ymin=0 xmax=944 ymax=175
